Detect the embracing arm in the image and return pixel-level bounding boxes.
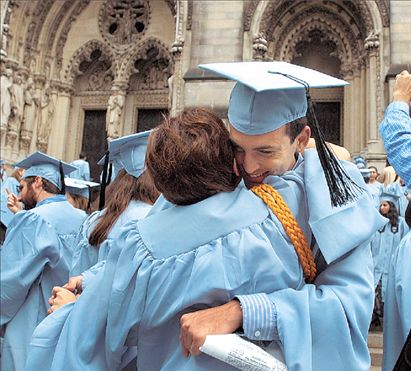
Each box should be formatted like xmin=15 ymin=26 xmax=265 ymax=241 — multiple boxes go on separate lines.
xmin=180 ymin=242 xmax=374 ymax=371
xmin=379 ymin=71 xmax=411 ymax=188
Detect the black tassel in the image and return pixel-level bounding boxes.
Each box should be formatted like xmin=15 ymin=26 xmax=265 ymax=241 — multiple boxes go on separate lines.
xmin=59 ymin=161 xmax=65 ymax=195
xmin=268 ymin=71 xmax=363 ymax=207
xmin=106 ymin=163 xmax=113 ymax=186
xmin=86 ymin=184 xmax=91 ymax=211
xmin=306 ymin=94 xmax=363 ymax=207
xmin=99 ymin=151 xmax=110 ymax=210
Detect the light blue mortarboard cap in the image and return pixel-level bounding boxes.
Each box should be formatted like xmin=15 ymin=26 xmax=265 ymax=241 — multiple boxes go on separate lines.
xmin=15 ymin=151 xmax=77 ymax=190
xmin=198 ymin=61 xmax=348 ymax=135
xmin=380 ymin=191 xmax=400 ymax=208
xmin=64 ymin=178 xmax=100 ymax=199
xmin=107 ymin=130 xmax=152 ymax=178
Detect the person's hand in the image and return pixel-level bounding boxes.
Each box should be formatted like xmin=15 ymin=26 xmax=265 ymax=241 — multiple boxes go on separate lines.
xmin=179 ymin=300 xmax=243 ymax=357
xmin=63 ymin=275 xmax=83 ymax=295
xmin=6 ymin=188 xmax=22 ymax=213
xmin=48 ymin=286 xmax=77 ymax=314
xmin=393 ymin=70 xmax=411 ymax=103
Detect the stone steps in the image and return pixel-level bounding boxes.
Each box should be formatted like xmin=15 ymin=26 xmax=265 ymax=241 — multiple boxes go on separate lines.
xmin=369 ymin=331 xmax=383 ymax=370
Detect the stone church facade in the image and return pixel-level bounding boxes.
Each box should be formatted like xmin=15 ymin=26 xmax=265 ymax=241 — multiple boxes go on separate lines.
xmin=0 ymin=0 xmax=410 ymax=179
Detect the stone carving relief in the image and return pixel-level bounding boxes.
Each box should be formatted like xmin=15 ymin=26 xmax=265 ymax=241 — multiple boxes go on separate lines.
xmin=20 ymin=77 xmax=37 ymax=151
xmin=54 ymin=0 xmax=91 ymax=77
xmin=106 ymin=87 xmax=125 ymax=139
xmin=252 ymin=33 xmax=268 ymax=60
xmin=99 ymin=0 xmax=150 ymax=49
xmin=64 ymin=40 xmax=115 ymax=86
xmin=7 ymin=72 xmax=25 ymax=147
xmin=23 ymin=0 xmax=54 ymax=67
xmin=124 ymin=38 xmax=173 ymax=91
xmin=73 ymin=49 xmax=114 ymax=93
xmin=36 ymin=83 xmax=57 ymax=152
xmin=0 ymin=68 xmax=14 ymax=135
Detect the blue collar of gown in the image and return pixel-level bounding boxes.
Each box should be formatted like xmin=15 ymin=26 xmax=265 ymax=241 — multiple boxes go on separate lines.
xmin=36 ymin=194 xmax=67 ymax=208
xmin=137 ymin=186 xmax=269 ymax=259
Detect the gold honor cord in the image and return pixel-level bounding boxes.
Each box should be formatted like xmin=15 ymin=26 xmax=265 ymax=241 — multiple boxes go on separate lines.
xmin=251 ymin=183 xmax=317 ymax=283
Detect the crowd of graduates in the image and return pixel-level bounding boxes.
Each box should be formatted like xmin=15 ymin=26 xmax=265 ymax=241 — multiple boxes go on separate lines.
xmin=0 ymin=63 xmax=410 ymax=371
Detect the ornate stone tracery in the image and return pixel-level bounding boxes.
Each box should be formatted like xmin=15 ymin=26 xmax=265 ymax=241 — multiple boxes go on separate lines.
xmin=98 ymin=0 xmax=151 ymax=51
xmin=64 ymin=40 xmax=115 ymax=86
xmin=119 ymin=37 xmax=174 ymax=89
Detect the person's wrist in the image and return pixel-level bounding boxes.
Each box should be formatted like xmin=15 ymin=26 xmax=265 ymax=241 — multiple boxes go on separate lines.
xmin=393 ymin=92 xmax=410 ymax=103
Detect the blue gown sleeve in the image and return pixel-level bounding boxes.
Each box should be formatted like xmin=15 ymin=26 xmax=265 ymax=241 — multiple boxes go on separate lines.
xmin=1 ymin=212 xmax=61 ymax=325
xmin=383 ymin=232 xmax=411 ymax=371
xmin=239 ymin=241 xmax=375 ymax=370
xmin=379 ymin=101 xmax=411 ymax=188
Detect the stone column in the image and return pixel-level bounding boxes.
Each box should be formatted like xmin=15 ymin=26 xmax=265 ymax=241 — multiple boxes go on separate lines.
xmin=364 ymin=33 xmax=385 ymax=158
xmin=341 ymin=63 xmax=354 ymax=152
xmin=169 ymin=39 xmax=184 ymax=117
xmin=47 ymin=85 xmax=73 ymax=160
xmin=352 ymin=66 xmax=362 ymax=154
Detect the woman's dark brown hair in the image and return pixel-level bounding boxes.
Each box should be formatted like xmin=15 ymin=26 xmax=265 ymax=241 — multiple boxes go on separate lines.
xmin=88 ymin=169 xmax=159 ymax=247
xmin=146 ymin=107 xmax=240 ymax=206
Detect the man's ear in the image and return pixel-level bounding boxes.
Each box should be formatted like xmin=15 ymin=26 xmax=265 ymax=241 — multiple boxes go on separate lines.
xmin=296 ymin=126 xmax=311 ymax=152
xmin=33 ymin=176 xmax=43 ymax=189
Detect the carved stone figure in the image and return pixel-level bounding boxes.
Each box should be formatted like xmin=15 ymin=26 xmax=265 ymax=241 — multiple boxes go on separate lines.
xmin=106 ymin=89 xmax=125 ymax=139
xmin=21 ymin=78 xmax=37 ymax=150
xmin=37 ymin=85 xmax=57 ymax=151
xmin=8 ymin=74 xmax=25 ymax=134
xmin=1 ymin=69 xmax=13 ymax=133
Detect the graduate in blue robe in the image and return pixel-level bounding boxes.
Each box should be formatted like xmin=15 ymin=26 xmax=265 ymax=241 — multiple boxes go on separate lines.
xmin=26 ymin=104 xmax=386 ymax=371
xmin=371 ymin=193 xmax=409 ymax=302
xmin=0 ymin=151 xmax=86 ymax=371
xmin=382 ymin=203 xmax=411 ymax=371
xmin=69 ymin=130 xmax=158 ymax=280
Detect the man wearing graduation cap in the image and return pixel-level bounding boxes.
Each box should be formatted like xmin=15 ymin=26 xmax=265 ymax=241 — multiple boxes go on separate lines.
xmin=177 ymin=62 xmax=387 ymax=370
xmin=0 ymin=151 xmax=86 ymax=371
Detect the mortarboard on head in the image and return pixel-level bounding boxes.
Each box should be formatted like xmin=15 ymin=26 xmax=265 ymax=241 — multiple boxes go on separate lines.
xmin=64 ymin=178 xmax=100 ymax=199
xmin=0 ymin=159 xmax=5 ymax=166
xmin=380 ymin=191 xmax=401 ymax=209
xmin=198 ymin=62 xmax=348 ymax=135
xmin=97 ymin=130 xmax=152 ymax=210
xmin=108 ymin=129 xmax=152 ymax=178
xmin=15 ymin=151 xmax=77 ymax=192
xmin=359 ymin=168 xmax=371 ymax=179
xmin=198 ymin=61 xmax=361 ymax=207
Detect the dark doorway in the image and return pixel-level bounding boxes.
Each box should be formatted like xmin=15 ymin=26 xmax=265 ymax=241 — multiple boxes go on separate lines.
xmin=313 ymin=102 xmax=341 ymax=145
xmin=82 ymin=110 xmax=107 ymax=181
xmin=136 ymin=108 xmax=167 ymax=132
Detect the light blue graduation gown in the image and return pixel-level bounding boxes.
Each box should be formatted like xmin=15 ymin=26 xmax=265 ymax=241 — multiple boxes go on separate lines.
xmin=382 ymin=232 xmax=411 ymax=371
xmin=0 ymin=177 xmax=20 ymax=227
xmin=0 ymin=196 xmax=86 ymax=371
xmin=70 ymin=200 xmax=152 ymax=278
xmin=370 ymin=217 xmax=409 ymax=301
xmin=26 ymin=150 xmax=387 ymax=371
xmin=367 ymin=182 xmax=383 ymax=209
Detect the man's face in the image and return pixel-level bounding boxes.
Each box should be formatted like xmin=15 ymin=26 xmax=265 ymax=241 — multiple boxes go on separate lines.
xmin=19 ymin=179 xmax=37 ymax=210
xmin=229 ymin=124 xmax=309 ymax=188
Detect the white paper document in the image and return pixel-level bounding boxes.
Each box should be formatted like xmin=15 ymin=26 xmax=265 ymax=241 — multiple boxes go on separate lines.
xmin=200 ymin=334 xmax=288 ymax=371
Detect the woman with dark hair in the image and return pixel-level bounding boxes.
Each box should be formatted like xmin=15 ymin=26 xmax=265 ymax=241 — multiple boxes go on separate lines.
xmin=68 ymin=130 xmax=159 ymax=283
xmin=370 ymin=194 xmax=409 ymax=328
xmin=367 ymin=166 xmax=383 ymax=208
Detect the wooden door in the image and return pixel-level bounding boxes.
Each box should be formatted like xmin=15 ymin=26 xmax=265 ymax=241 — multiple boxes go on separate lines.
xmin=82 ymin=110 xmax=107 ymax=181
xmin=136 ymin=108 xmax=167 ymax=132
xmin=313 ymin=102 xmax=341 ymax=145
